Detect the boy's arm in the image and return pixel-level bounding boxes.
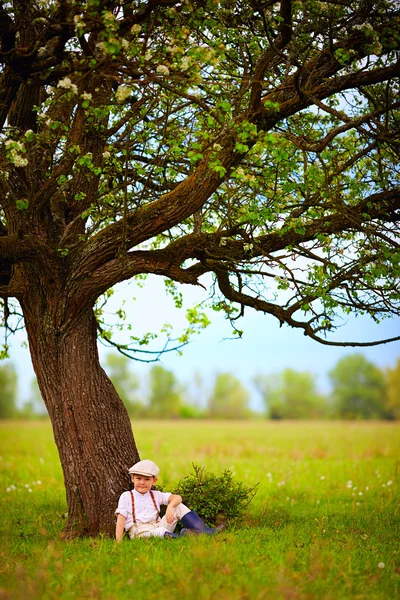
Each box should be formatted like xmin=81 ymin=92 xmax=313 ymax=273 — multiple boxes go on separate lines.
xmin=115 ymin=513 xmax=126 ymax=542
xmin=165 ymin=494 xmax=182 ymax=524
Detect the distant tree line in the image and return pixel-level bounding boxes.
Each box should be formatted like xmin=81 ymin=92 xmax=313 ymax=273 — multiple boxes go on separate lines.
xmin=1 ymin=354 xmax=399 ymax=420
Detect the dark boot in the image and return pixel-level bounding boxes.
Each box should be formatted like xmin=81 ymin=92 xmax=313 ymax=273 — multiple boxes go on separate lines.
xmin=180 ymin=511 xmax=225 ymax=536
xmin=164 ymin=531 xmax=181 ymax=539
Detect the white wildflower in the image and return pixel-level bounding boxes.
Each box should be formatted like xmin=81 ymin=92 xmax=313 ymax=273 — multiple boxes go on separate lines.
xmin=131 ymin=24 xmax=141 ymax=34
xmin=37 ymin=480 xmax=42 ymax=485
xmin=244 ymin=243 xmax=254 ymax=252
xmin=121 ymin=39 xmax=129 ymax=50
xmin=81 ymin=92 xmax=92 ymax=101
xmin=115 ymin=85 xmax=132 ymax=103
xmin=24 ymin=484 xmax=30 ymax=488
xmin=346 ymin=480 xmax=352 ymax=488
xmin=10 ymin=484 xmax=16 ymax=490
xmin=378 ymin=562 xmax=385 ymax=569
xmin=6 ymin=488 xmax=11 ymax=492
xmin=25 ymin=129 xmax=34 ymax=137
xmin=156 ymin=65 xmax=170 ymax=76
xmin=102 ymin=151 xmax=111 ymax=159
xmin=213 ymin=143 xmax=223 ymax=151
xmin=387 ymin=480 xmax=393 ymax=486
xmin=359 ymin=492 xmax=363 ymax=496
xmin=28 ymin=488 xmax=32 ymax=493
xmin=320 ymin=476 xmax=326 ymax=480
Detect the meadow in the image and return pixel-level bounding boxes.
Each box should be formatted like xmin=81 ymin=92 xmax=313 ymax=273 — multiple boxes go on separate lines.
xmin=0 ymin=420 xmax=399 ymax=600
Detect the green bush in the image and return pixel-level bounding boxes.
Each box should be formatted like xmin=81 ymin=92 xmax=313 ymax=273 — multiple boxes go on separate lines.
xmin=174 ymin=464 xmax=258 ymax=527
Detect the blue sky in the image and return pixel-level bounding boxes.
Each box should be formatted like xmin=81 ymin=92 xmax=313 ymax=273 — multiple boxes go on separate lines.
xmin=6 ymin=274 xmax=400 ymax=411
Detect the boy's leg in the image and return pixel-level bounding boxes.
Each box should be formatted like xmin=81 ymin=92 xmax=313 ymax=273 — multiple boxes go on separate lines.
xmin=180 ymin=511 xmax=225 ymax=535
xmin=159 ymin=503 xmax=191 ymax=533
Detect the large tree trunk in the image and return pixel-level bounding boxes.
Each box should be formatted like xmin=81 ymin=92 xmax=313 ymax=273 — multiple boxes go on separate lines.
xmin=20 ymin=278 xmax=139 ymax=537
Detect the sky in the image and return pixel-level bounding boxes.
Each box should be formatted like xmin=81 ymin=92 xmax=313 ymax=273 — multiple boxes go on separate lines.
xmin=5 ymin=274 xmax=400 ymax=411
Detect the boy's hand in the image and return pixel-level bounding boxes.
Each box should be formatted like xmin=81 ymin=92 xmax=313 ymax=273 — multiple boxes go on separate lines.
xmin=165 ymin=504 xmax=176 ymax=524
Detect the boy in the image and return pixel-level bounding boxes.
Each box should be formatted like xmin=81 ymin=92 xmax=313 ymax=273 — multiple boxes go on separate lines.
xmin=115 ymin=459 xmax=223 ymax=540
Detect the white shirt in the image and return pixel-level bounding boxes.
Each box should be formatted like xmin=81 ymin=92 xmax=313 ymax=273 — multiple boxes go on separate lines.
xmin=115 ymin=489 xmax=171 ymax=531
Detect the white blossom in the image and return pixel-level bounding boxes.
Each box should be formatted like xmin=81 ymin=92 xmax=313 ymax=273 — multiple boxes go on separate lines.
xmin=81 ymin=92 xmax=92 ymax=101
xmin=181 ymin=56 xmax=192 ymax=70
xmin=353 ymin=23 xmax=374 ymax=33
xmin=13 ymin=155 xmax=28 ymax=167
xmin=115 ymin=85 xmax=132 ymax=103
xmin=156 ymin=65 xmax=170 ymax=76
xmin=131 ymin=24 xmax=142 ymax=34
xmin=57 ymin=77 xmax=78 ymax=94
xmin=378 ymin=562 xmax=385 ymax=569
xmin=103 ymin=151 xmax=111 ymax=159
xmin=121 ymin=39 xmax=129 ymax=50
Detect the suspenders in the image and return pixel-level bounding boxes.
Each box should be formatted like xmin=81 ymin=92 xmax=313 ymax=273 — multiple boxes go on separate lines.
xmin=129 ymin=490 xmax=160 ymax=525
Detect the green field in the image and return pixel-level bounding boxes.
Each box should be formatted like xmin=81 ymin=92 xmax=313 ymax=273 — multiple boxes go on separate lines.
xmin=0 ymin=420 xmax=399 ymax=599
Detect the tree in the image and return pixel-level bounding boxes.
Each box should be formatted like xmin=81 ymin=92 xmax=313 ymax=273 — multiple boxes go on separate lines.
xmin=104 ymin=353 xmax=143 ymax=416
xmin=147 ymin=364 xmax=183 ymax=417
xmin=329 ymin=354 xmax=387 ymax=418
xmin=0 ymin=362 xmax=17 ymax=418
xmin=385 ymin=358 xmax=400 ymax=419
xmin=208 ymin=372 xmax=250 ymax=418
xmin=254 ymin=369 xmax=327 ymax=419
xmin=0 ymin=0 xmax=399 ymax=536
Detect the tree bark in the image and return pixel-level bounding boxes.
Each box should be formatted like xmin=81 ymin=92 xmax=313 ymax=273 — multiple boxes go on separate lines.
xmin=20 ymin=271 xmax=139 ymax=537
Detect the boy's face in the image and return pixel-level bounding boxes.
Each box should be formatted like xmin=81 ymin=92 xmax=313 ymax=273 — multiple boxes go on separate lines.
xmin=132 ymin=474 xmax=157 ymax=494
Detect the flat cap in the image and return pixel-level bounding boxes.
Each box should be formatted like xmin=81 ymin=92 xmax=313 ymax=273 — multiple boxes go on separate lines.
xmin=128 ymin=459 xmax=159 ymax=477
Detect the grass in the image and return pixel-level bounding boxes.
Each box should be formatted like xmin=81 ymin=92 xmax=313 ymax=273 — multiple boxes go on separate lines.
xmin=0 ymin=420 xmax=399 ymax=599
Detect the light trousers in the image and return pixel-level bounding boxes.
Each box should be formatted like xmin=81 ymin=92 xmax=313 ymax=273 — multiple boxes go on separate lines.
xmin=128 ymin=503 xmax=191 ymax=539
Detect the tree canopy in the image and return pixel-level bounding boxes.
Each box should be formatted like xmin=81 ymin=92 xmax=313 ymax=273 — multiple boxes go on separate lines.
xmin=1 ymin=0 xmax=400 ymax=352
